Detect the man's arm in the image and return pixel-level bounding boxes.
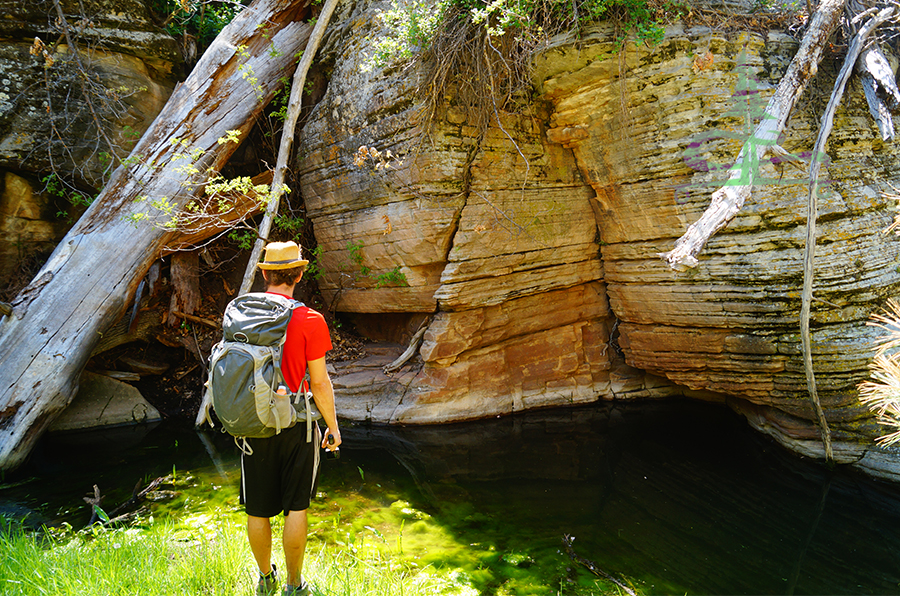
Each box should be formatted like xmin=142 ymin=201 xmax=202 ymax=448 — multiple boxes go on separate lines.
xmin=308 ymin=356 xmax=341 ymax=449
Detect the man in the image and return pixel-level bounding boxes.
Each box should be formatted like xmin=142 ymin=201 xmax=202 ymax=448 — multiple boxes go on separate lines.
xmin=243 ymin=241 xmax=341 ymax=596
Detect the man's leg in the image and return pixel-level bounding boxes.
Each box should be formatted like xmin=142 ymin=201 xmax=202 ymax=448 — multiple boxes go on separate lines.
xmin=247 ymin=515 xmax=274 ymax=574
xmin=283 ymin=509 xmax=309 ymax=587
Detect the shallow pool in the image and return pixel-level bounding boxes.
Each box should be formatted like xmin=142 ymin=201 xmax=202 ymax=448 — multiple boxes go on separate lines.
xmin=4 ymin=399 xmax=900 ymax=595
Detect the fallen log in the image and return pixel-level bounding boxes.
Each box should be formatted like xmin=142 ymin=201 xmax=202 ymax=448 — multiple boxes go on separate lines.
xmin=661 ymin=0 xmax=848 ymax=270
xmin=0 ymin=0 xmax=315 ymax=473
xmin=171 ymin=311 xmax=219 ymax=329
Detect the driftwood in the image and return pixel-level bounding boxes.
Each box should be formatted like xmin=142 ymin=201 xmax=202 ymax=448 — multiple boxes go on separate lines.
xmin=0 ymin=0 xmax=314 ymax=473
xmin=94 ymin=370 xmax=141 ymax=382
xmin=118 ymin=356 xmax=170 ymax=375
xmin=383 ymin=320 xmax=430 ymax=374
xmin=171 ymin=311 xmax=219 ymax=329
xmin=562 ymin=534 xmax=637 ymax=596
xmin=800 ymin=6 xmax=895 ymax=463
xmin=85 ymin=477 xmax=165 ymax=526
xmin=83 ymin=484 xmax=104 ymax=524
xmin=662 ymin=0 xmax=848 ymax=270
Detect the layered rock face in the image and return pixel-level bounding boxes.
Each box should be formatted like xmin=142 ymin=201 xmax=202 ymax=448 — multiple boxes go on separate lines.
xmin=300 ymin=1 xmax=900 ymax=477
xmin=0 ymin=0 xmax=181 ymax=283
xmin=299 ymin=0 xmax=645 ymax=425
xmin=537 ymin=26 xmax=900 ymax=473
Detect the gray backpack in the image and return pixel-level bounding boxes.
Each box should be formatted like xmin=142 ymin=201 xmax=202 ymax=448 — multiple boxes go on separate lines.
xmin=206 ymin=293 xmax=320 ymax=449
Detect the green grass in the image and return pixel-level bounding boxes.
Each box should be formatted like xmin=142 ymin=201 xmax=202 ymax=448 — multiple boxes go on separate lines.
xmin=0 ymin=446 xmax=637 ymax=595
xmin=0 ymin=512 xmax=467 ymax=596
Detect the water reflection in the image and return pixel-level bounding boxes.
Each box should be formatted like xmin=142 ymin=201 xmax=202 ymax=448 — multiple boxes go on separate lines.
xmin=4 ymin=399 xmax=900 ymax=595
xmin=340 ymin=400 xmax=900 ymax=595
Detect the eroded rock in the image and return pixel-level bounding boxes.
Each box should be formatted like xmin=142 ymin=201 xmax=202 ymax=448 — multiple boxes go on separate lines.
xmin=537 ymin=24 xmax=900 ymax=473
xmin=49 ymin=370 xmax=161 ymax=432
xmin=299 ymin=2 xmax=900 ymax=479
xmin=0 ymin=0 xmax=181 ymax=287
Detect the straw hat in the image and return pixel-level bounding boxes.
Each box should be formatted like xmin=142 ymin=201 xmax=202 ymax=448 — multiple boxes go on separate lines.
xmin=258 ymin=241 xmax=309 ymax=270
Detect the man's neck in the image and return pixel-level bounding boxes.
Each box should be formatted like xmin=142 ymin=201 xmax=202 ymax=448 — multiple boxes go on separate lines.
xmin=266 ymin=284 xmax=295 ymax=297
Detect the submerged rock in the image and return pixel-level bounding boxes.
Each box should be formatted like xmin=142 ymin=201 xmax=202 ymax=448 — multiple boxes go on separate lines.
xmin=49 ymin=371 xmax=161 ymax=432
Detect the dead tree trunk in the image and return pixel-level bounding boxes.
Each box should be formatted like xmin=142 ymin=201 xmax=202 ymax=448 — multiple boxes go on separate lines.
xmin=800 ymin=6 xmax=895 ymax=463
xmin=0 ymin=0 xmax=313 ymax=472
xmin=662 ymin=0 xmax=848 ymax=270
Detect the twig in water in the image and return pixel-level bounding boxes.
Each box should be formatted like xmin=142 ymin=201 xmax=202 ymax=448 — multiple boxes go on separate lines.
xmin=562 ymin=534 xmax=637 ymax=596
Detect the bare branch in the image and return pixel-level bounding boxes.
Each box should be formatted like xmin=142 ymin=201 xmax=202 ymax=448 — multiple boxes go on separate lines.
xmin=238 ymin=0 xmax=341 ymax=294
xmin=661 ymin=0 xmax=848 ymax=270
xmin=801 ymin=5 xmax=896 ymax=464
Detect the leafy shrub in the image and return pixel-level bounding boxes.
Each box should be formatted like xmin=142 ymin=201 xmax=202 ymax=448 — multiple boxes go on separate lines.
xmin=150 ymin=0 xmax=241 ymax=48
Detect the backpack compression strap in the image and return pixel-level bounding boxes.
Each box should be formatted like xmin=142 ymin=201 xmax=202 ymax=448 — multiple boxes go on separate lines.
xmin=271 ymin=301 xmax=315 ymax=444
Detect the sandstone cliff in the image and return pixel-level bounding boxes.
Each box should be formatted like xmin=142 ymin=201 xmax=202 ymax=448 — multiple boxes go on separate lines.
xmin=298 ymin=0 xmax=900 ymax=479
xmin=0 ymin=0 xmax=181 ymax=283
xmin=4 ymin=0 xmax=900 ymax=480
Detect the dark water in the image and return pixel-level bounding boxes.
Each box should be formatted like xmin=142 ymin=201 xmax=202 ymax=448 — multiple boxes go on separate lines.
xmin=3 ymin=399 xmax=900 ymax=595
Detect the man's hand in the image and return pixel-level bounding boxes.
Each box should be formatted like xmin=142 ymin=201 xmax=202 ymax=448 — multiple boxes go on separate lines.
xmin=322 ymin=428 xmax=342 ymax=451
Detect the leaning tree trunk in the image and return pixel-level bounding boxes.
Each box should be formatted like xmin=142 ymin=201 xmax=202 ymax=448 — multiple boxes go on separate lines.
xmin=662 ymin=0 xmax=847 ymax=269
xmin=238 ymin=0 xmax=341 ymax=295
xmin=0 ymin=0 xmax=313 ymax=472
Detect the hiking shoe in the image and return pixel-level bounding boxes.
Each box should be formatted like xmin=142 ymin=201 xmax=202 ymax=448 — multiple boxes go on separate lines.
xmin=257 ymin=564 xmax=278 ymax=596
xmin=282 ymin=579 xmax=309 ymax=596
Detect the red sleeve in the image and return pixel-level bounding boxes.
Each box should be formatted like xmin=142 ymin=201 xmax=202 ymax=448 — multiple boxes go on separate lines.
xmin=279 ymin=304 xmax=333 ymax=393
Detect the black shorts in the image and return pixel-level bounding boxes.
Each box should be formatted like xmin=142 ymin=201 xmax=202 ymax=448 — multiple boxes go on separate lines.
xmin=240 ymin=422 xmax=322 ymax=517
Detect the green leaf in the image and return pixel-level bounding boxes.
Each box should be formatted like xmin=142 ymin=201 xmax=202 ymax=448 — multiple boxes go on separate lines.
xmin=93 ymin=505 xmax=110 ymax=523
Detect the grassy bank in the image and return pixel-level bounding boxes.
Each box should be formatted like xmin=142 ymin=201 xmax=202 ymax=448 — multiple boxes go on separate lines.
xmin=0 ymin=511 xmax=470 ymax=596
xmin=0 ymin=440 xmax=637 ymax=595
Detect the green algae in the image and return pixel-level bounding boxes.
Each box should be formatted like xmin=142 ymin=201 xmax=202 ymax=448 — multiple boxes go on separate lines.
xmin=294 ymin=454 xmax=637 ymax=596
xmin=132 ymin=443 xmax=633 ymax=595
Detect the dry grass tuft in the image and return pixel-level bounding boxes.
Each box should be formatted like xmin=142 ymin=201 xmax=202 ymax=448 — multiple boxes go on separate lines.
xmin=859 ymin=299 xmax=900 ymax=446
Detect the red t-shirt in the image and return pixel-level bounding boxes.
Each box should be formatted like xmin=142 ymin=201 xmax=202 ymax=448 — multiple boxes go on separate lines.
xmin=268 ymin=292 xmax=333 ymax=393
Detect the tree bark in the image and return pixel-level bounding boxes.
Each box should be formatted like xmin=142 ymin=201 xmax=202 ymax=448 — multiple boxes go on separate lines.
xmin=0 ymin=0 xmax=313 ymax=472
xmin=800 ymin=5 xmax=895 ymax=464
xmin=661 ymin=0 xmax=848 ymax=270
xmin=238 ymin=0 xmax=341 ymax=295
xmin=167 ymin=251 xmax=201 ymax=326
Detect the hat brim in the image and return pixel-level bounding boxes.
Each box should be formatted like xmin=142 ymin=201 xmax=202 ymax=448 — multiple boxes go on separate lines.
xmin=258 ymin=259 xmax=309 ymax=270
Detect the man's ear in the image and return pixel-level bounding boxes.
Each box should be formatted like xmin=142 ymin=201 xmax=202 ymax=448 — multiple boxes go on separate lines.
xmin=261 ymin=269 xmax=270 ymax=283
xmin=294 ymin=272 xmax=304 ymax=284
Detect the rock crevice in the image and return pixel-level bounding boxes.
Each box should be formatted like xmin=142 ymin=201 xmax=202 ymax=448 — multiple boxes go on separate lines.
xmin=296 ymin=2 xmax=900 ymax=479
